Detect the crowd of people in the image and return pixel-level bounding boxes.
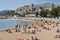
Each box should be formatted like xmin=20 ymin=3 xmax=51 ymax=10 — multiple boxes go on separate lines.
xmin=5 ymin=19 xmax=60 ymax=39
xmin=17 ymin=36 xmax=40 ymax=40
xmin=54 ymin=35 xmax=60 ymax=38
xmin=5 ymin=23 xmax=41 ymax=34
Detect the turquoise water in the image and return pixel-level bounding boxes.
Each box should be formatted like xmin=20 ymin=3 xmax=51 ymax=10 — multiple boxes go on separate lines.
xmin=0 ymin=19 xmax=34 ymax=30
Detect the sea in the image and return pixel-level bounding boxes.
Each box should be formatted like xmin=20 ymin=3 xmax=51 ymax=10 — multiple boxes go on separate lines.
xmin=0 ymin=19 xmax=34 ymax=30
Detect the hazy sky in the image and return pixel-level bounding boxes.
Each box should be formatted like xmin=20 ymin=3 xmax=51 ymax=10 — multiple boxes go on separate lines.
xmin=0 ymin=0 xmax=60 ymax=11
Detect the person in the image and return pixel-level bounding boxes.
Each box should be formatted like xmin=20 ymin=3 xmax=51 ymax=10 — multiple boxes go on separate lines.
xmin=35 ymin=36 xmax=39 ymax=40
xmin=32 ymin=30 xmax=36 ymax=34
xmin=57 ymin=29 xmax=60 ymax=33
xmin=54 ymin=35 xmax=60 ymax=38
xmin=18 ymin=38 xmax=21 ymax=40
xmin=23 ymin=27 xmax=27 ymax=33
xmin=28 ymin=26 xmax=31 ymax=29
xmin=26 ymin=38 xmax=29 ymax=40
xmin=56 ymin=22 xmax=58 ymax=27
xmin=31 ymin=36 xmax=34 ymax=40
xmin=41 ymin=24 xmax=44 ymax=27
xmin=52 ymin=25 xmax=55 ymax=28
xmin=22 ymin=39 xmax=24 ymax=40
xmin=59 ymin=35 xmax=60 ymax=38
xmin=43 ymin=27 xmax=46 ymax=29
xmin=19 ymin=25 xmax=20 ymax=28
xmin=15 ymin=24 xmax=20 ymax=32
xmin=8 ymin=29 xmax=12 ymax=33
xmin=47 ymin=27 xmax=50 ymax=30
xmin=32 ymin=23 xmax=34 ymax=26
xmin=27 ymin=30 xmax=30 ymax=34
xmin=6 ymin=29 xmax=9 ymax=32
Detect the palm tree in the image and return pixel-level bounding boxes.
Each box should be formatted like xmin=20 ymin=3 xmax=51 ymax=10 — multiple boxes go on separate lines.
xmin=31 ymin=4 xmax=34 ymax=14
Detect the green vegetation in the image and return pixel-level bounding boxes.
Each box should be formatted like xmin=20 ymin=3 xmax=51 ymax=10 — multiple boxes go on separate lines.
xmin=15 ymin=6 xmax=60 ymax=18
xmin=50 ymin=7 xmax=60 ymax=18
xmin=0 ymin=5 xmax=60 ymax=18
xmin=35 ymin=11 xmax=39 ymax=17
xmin=35 ymin=6 xmax=60 ymax=18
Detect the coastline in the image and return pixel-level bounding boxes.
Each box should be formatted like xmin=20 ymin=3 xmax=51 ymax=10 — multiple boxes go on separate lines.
xmin=1 ymin=17 xmax=59 ymax=21
xmin=0 ymin=17 xmax=60 ymax=40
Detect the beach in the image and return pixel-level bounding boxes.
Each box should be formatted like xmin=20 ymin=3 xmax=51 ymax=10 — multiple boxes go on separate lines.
xmin=0 ymin=18 xmax=60 ymax=40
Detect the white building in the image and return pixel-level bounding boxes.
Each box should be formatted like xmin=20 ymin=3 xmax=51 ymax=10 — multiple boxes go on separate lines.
xmin=25 ymin=14 xmax=35 ymax=17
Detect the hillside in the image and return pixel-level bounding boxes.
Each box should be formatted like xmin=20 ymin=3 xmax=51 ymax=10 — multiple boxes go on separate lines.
xmin=15 ymin=3 xmax=60 ymax=15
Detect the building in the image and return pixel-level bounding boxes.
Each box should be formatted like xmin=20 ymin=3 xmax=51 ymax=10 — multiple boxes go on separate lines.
xmin=15 ymin=3 xmax=60 ymax=17
xmin=25 ymin=14 xmax=35 ymax=17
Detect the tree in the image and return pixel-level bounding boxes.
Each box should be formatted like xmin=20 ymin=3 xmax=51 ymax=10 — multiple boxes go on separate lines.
xmin=51 ymin=7 xmax=58 ymax=18
xmin=39 ymin=7 xmax=46 ymax=17
xmin=56 ymin=7 xmax=60 ymax=18
xmin=39 ymin=7 xmax=43 ymax=17
xmin=31 ymin=4 xmax=34 ymax=14
xmin=44 ymin=10 xmax=48 ymax=17
xmin=35 ymin=11 xmax=39 ymax=17
xmin=40 ymin=9 xmax=48 ymax=17
xmin=25 ymin=10 xmax=29 ymax=15
xmin=40 ymin=7 xmax=43 ymax=9
xmin=40 ymin=9 xmax=44 ymax=17
xmin=10 ymin=10 xmax=15 ymax=16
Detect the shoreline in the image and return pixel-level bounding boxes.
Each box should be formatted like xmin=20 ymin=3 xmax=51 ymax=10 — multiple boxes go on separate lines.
xmin=0 ymin=17 xmax=59 ymax=30
xmin=0 ymin=18 xmax=60 ymax=40
xmin=0 ymin=17 xmax=59 ymax=21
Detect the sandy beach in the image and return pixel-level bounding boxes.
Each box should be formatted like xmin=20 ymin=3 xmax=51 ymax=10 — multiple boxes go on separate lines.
xmin=0 ymin=18 xmax=60 ymax=40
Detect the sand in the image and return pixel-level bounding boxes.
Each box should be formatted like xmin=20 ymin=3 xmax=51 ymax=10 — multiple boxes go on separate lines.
xmin=0 ymin=18 xmax=60 ymax=40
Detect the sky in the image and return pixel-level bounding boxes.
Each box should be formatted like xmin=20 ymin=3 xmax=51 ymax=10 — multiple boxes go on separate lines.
xmin=0 ymin=0 xmax=60 ymax=11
